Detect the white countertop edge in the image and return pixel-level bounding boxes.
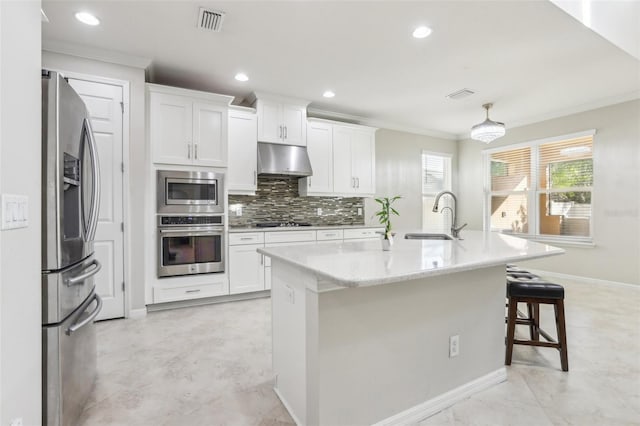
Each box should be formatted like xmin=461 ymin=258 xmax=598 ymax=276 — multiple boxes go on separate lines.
xmin=258 ymin=247 xmax=565 ymax=290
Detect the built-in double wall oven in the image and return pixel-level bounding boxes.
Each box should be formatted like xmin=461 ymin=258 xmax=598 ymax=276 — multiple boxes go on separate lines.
xmin=156 ymin=170 xmax=225 ymax=278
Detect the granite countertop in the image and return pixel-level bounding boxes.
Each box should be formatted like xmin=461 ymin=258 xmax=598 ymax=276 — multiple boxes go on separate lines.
xmin=257 ymin=230 xmax=564 ymax=288
xmin=228 ymin=224 xmax=383 ymax=233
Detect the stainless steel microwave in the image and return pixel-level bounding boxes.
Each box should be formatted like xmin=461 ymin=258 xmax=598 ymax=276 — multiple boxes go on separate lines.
xmin=157 ymin=170 xmax=224 ymax=214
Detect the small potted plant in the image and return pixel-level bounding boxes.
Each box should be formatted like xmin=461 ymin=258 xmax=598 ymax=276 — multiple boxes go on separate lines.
xmin=374 ymin=196 xmax=401 ymax=251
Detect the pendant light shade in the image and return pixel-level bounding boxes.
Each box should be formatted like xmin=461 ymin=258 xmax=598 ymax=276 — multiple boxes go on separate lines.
xmin=471 ymin=103 xmax=505 ymax=143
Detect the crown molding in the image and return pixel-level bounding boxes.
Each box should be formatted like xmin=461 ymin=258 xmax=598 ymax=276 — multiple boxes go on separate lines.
xmin=42 ymin=39 xmax=152 ymax=70
xmin=307 ymin=107 xmax=457 ymax=141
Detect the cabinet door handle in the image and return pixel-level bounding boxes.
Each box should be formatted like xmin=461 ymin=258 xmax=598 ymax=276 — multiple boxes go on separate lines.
xmin=188 ymin=144 xmax=191 ymax=159
xmin=240 ymin=237 xmax=253 ymax=241
xmin=261 ymin=254 xmax=264 ymax=265
xmin=279 ymin=125 xmax=283 ymax=139
xmin=284 ymin=126 xmax=287 ymax=139
xmin=351 ymin=177 xmax=355 ymax=188
xmin=185 ymin=289 xmax=201 ymax=294
xmin=194 ymin=143 xmax=198 ymax=159
xmin=308 ymin=178 xmax=311 ymax=188
xmin=356 ymin=177 xmax=360 ymax=188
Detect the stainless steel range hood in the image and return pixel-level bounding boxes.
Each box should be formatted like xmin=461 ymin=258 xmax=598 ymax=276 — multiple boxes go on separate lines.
xmin=257 ymin=142 xmax=313 ymax=177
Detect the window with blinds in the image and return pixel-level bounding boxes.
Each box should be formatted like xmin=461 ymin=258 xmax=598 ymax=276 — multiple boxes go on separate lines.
xmin=422 ymin=152 xmax=452 ymax=232
xmin=485 ymin=133 xmax=594 ymax=241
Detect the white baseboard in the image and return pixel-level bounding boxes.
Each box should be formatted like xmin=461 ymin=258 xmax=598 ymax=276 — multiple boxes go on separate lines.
xmin=373 ymin=368 xmax=508 ymax=426
xmin=526 ymin=269 xmax=639 ymax=289
xmin=128 ymin=308 xmax=148 ymax=319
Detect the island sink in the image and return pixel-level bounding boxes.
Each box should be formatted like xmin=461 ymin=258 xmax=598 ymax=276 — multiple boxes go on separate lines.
xmin=404 ymin=232 xmax=454 ymax=240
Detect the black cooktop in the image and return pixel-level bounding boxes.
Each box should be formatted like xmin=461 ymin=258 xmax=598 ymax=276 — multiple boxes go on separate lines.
xmin=255 ymin=221 xmax=313 ymax=228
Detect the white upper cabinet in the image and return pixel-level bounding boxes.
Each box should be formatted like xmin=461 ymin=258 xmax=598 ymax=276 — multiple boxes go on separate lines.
xmin=150 ymin=93 xmax=192 ymax=166
xmin=148 ymin=84 xmax=232 ymax=167
xmin=301 ymin=119 xmax=376 ymax=197
xmin=252 ymin=92 xmax=309 ymax=146
xmin=228 ymin=108 xmax=258 ymax=194
xmin=192 ymin=102 xmax=227 ymax=167
xmin=332 ymin=124 xmax=376 ymax=196
xmin=299 ymin=120 xmax=334 ymax=195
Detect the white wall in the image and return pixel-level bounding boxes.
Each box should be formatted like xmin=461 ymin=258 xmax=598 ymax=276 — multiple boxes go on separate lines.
xmin=365 ymin=128 xmax=457 ymax=230
xmin=458 ymin=100 xmax=640 ymax=285
xmin=0 ymin=1 xmax=42 ymax=423
xmin=41 ymin=51 xmax=148 ymax=312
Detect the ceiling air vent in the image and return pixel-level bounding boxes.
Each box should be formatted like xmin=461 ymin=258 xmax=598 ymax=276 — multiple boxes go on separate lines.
xmin=197 ymin=8 xmax=225 ymax=32
xmin=446 ymin=88 xmax=475 ymax=100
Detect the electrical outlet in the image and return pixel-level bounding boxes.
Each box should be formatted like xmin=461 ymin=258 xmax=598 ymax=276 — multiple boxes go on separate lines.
xmin=317 ymin=208 xmax=322 ymax=216
xmin=449 ymin=335 xmax=460 ymax=358
xmin=235 ymin=206 xmax=242 ymax=217
xmin=10 ymin=418 xmax=23 ymax=426
xmin=357 ymin=207 xmax=363 ymax=216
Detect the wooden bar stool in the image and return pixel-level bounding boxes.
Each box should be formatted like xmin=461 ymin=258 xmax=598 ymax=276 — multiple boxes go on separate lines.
xmin=505 ymin=271 xmax=541 ymax=340
xmin=505 ymin=276 xmax=569 ymax=371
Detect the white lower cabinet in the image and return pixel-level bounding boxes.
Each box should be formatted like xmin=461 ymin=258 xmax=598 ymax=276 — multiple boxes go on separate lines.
xmin=344 ymin=228 xmax=381 ymax=240
xmin=153 ymin=281 xmax=227 ymax=303
xmin=229 ymin=244 xmax=266 ymax=294
xmin=228 ymin=227 xmax=383 ymax=296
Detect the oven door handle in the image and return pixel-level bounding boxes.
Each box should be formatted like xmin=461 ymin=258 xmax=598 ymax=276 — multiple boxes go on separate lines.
xmin=159 ymin=228 xmax=223 ymax=236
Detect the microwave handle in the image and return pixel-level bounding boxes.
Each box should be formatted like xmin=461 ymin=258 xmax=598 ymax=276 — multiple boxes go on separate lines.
xmin=84 ymin=118 xmax=101 ymax=242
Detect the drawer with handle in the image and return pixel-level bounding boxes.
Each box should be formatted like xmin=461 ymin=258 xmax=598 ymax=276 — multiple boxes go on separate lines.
xmin=316 ymin=229 xmax=344 ymax=241
xmin=228 ymin=232 xmax=265 ymax=245
xmin=343 ymin=228 xmax=384 ymax=240
xmin=153 ymin=282 xmax=226 ymax=303
xmin=264 ymin=230 xmax=317 ymax=244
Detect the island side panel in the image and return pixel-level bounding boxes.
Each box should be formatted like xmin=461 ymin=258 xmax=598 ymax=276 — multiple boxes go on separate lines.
xmin=271 ymin=259 xmax=320 ymax=425
xmin=316 ymin=266 xmax=506 ymax=425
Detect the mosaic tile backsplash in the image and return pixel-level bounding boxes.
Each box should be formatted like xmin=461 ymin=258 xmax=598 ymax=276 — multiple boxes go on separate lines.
xmin=228 ymin=176 xmax=365 ymax=227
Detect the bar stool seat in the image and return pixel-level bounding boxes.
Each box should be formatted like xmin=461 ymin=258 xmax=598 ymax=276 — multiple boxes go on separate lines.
xmin=507 ymin=278 xmax=564 ymax=299
xmin=505 ymin=277 xmax=569 ymax=372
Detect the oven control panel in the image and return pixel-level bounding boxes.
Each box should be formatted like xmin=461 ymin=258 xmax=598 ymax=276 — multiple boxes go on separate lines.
xmin=158 ymin=215 xmax=224 ymax=226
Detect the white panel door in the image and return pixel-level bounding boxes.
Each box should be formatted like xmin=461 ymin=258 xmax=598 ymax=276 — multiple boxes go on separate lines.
xmin=150 ymin=93 xmax=192 ymax=165
xmin=69 ymin=78 xmax=125 ymax=320
xmin=305 ymin=121 xmax=333 ymax=193
xmin=229 ymin=244 xmax=265 ymax=294
xmin=228 ymin=110 xmax=258 ymax=193
xmin=351 ymin=129 xmax=375 ymax=195
xmin=193 ymin=102 xmax=226 ymax=167
xmin=257 ymin=99 xmax=281 ymax=143
xmin=332 ymin=126 xmax=355 ymax=194
xmin=281 ymin=104 xmax=306 ymax=146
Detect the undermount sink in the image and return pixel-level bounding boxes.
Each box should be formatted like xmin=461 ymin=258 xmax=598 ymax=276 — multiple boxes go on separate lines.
xmin=404 ymin=233 xmax=454 ymax=241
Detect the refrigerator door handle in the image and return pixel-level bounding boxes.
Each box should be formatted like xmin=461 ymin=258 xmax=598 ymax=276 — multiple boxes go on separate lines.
xmin=66 ymin=259 xmax=102 ymax=286
xmin=66 ymin=293 xmax=102 ymax=336
xmin=84 ymin=118 xmax=101 ymax=242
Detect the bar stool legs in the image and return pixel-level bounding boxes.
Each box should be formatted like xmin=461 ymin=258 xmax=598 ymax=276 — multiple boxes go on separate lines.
xmin=555 ymin=299 xmax=569 ymax=372
xmin=505 ymin=296 xmax=569 ymax=372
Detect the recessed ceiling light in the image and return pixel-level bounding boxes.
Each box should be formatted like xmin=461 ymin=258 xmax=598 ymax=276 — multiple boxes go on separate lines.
xmin=75 ymin=12 xmax=100 ymax=26
xmin=234 ymin=73 xmax=249 ymax=82
xmin=323 ymin=91 xmax=335 ymax=98
xmin=412 ymin=26 xmax=432 ymax=39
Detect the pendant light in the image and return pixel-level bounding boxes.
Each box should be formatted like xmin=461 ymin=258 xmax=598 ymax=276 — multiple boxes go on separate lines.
xmin=470 ymin=103 xmax=505 ymax=143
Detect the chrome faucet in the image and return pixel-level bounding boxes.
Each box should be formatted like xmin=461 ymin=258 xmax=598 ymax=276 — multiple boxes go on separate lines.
xmin=432 ymin=191 xmax=468 ymax=239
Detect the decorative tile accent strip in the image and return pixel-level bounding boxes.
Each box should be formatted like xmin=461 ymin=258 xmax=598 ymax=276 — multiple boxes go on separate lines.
xmin=228 ymin=176 xmax=365 ymax=227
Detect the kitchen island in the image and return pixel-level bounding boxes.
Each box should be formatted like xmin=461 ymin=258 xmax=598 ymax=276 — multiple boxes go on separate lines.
xmin=258 ymin=231 xmax=564 ymax=425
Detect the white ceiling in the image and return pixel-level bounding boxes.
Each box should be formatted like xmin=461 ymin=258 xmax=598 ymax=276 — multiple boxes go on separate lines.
xmin=41 ymin=1 xmax=640 ymax=140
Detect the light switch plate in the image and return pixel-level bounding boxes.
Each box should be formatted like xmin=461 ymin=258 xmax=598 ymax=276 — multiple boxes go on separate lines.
xmin=1 ymin=194 xmax=29 ymax=230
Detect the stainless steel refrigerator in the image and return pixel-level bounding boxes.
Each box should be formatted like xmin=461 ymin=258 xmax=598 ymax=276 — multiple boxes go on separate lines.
xmin=42 ymin=70 xmax=103 ymax=426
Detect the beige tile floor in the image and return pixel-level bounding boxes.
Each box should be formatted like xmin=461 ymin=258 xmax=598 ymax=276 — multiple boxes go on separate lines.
xmin=79 ymin=278 xmax=640 ymax=426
